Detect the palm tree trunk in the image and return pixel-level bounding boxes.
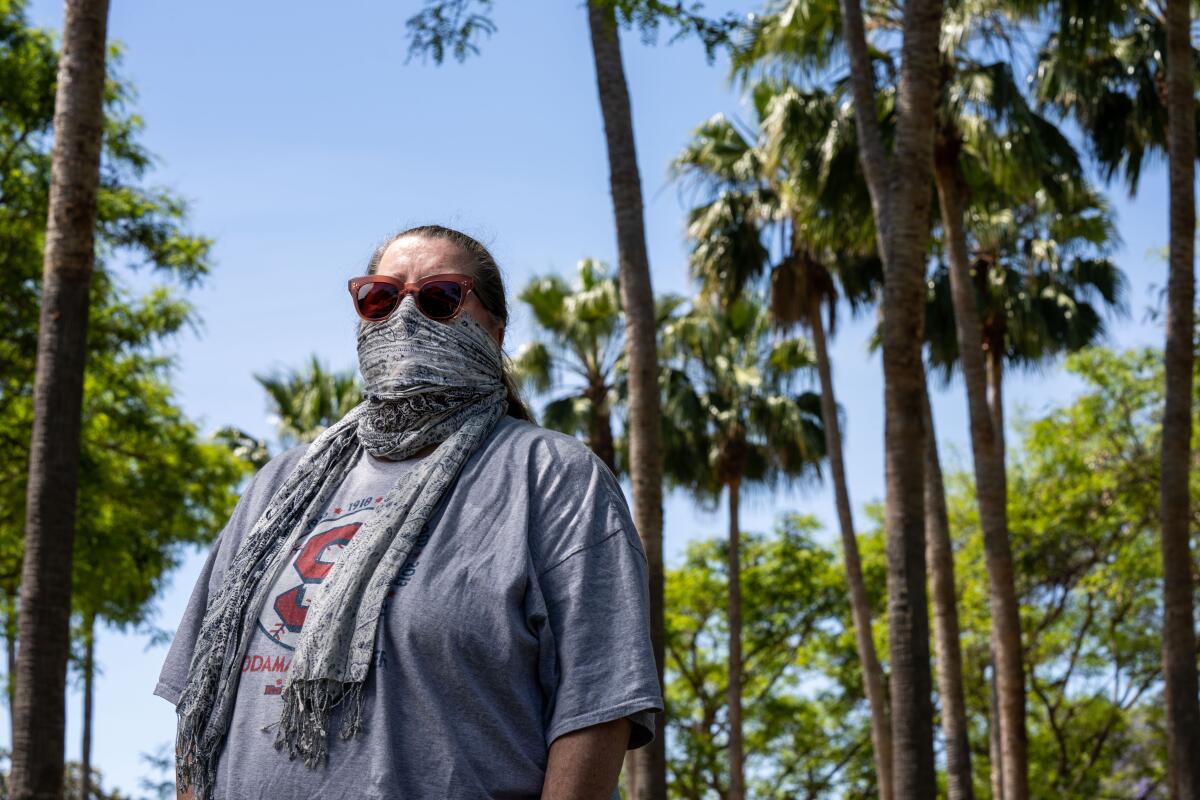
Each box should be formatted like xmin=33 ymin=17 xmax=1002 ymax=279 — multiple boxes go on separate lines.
xmin=4 ymin=587 xmax=16 ymax=737
xmin=10 ymin=2 xmax=110 ymax=797
xmin=1161 ymin=0 xmax=1200 ymax=795
xmin=839 ymin=1 xmax=943 ymax=795
xmin=727 ymin=476 xmax=744 ymax=800
xmin=585 ymin=5 xmax=666 ymax=799
xmin=80 ymin=613 xmax=94 ymax=800
xmin=920 ymin=385 xmax=974 ymax=800
xmin=985 ymin=337 xmax=1005 ymax=497
xmin=622 ymin=753 xmax=639 ymax=800
xmin=588 ymin=379 xmax=618 ymax=474
xmin=988 ymin=652 xmax=1004 ymax=800
xmin=810 ymin=295 xmax=894 ymax=800
xmin=933 ymin=131 xmax=1028 ymax=800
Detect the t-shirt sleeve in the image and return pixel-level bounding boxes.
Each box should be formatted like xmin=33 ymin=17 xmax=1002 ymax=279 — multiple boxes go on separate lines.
xmin=530 ymin=442 xmax=664 ymax=751
xmin=152 ymin=520 xmax=230 ymax=705
xmin=152 ymin=445 xmax=307 ymax=705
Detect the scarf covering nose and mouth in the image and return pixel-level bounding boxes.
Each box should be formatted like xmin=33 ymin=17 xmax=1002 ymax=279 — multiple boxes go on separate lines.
xmin=174 ymin=294 xmax=508 ymax=799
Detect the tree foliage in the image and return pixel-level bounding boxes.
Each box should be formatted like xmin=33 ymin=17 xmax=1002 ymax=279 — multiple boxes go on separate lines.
xmin=0 ymin=0 xmax=249 ymax=689
xmin=938 ymin=347 xmax=1193 ymax=799
xmin=254 ymin=355 xmax=361 ymax=448
xmin=665 ymin=516 xmax=878 ymax=799
xmin=657 ymin=293 xmax=825 ymax=501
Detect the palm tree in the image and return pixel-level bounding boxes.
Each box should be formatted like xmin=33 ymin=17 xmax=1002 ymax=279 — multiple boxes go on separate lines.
xmin=1038 ymin=6 xmax=1200 ymax=792
xmin=835 ymin=3 xmax=945 ymax=793
xmin=671 ymin=85 xmax=898 ymax=800
xmin=584 ymin=6 xmax=667 ymax=795
xmin=916 ymin=183 xmax=1122 ymax=800
xmin=77 ymin=611 xmax=96 ymax=800
xmin=726 ymin=2 xmax=947 ymax=787
xmin=211 ymin=426 xmax=272 ymax=470
xmin=254 ymin=355 xmax=362 ymax=447
xmin=660 ymin=293 xmax=825 ymax=800
xmin=929 ymin=47 xmax=1077 ymax=800
xmin=511 ymin=259 xmax=624 ymax=473
xmin=1161 ymin=1 xmax=1200 ymax=793
xmin=1034 ymin=3 xmax=1197 ymax=196
xmin=918 ymin=382 xmax=975 ymax=800
xmin=11 ymin=1 xmax=111 ymax=796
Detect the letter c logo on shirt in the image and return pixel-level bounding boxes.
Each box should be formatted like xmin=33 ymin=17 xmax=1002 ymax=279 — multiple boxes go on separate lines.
xmin=258 ymin=522 xmax=361 ymax=648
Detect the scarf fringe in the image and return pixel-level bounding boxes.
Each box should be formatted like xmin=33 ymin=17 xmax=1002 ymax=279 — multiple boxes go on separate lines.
xmin=273 ymin=678 xmax=367 ymax=768
xmin=176 ymin=713 xmax=216 ymax=800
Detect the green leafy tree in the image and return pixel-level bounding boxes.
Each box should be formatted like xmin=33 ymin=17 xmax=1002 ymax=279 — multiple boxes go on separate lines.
xmin=665 ymin=516 xmax=877 ymax=799
xmin=0 ymin=4 xmax=249 ymax=793
xmin=66 ymin=300 xmax=249 ymax=794
xmin=941 ymin=347 xmax=1200 ymax=798
xmin=1037 ymin=8 xmax=1200 ymax=791
xmin=660 ymin=293 xmax=825 ymax=799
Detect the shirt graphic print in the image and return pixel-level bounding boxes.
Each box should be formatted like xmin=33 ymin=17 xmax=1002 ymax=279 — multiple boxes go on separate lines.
xmin=245 ymin=481 xmax=432 ymax=698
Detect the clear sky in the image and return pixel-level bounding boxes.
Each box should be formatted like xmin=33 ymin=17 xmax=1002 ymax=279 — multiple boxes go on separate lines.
xmin=9 ymin=0 xmax=1171 ymax=794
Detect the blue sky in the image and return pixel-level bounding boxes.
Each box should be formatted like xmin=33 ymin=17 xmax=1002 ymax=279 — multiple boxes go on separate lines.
xmin=9 ymin=0 xmax=1172 ymax=793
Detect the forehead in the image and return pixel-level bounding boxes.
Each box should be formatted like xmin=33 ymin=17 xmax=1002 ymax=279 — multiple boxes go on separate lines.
xmin=374 ymin=235 xmax=473 ymax=282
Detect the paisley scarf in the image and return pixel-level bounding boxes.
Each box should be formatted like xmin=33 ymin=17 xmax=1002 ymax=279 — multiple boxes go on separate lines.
xmin=174 ymin=293 xmax=507 ymax=799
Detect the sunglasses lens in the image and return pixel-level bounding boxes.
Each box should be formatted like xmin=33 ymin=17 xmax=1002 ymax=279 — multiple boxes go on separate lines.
xmin=417 ymin=281 xmax=464 ymax=320
xmin=355 ymin=282 xmax=400 ymax=320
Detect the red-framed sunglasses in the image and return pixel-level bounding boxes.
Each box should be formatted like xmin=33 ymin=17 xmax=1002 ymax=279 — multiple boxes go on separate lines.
xmin=347 ymin=273 xmax=476 ymax=323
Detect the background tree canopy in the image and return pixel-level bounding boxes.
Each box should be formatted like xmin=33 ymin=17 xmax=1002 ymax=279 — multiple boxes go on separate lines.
xmin=0 ymin=0 xmax=252 ymax=781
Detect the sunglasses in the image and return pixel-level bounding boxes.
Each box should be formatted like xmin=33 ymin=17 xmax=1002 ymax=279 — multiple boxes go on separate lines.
xmin=347 ymin=273 xmax=476 ymax=323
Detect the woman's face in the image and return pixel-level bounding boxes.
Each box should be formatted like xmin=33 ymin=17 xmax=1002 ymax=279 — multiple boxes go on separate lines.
xmin=370 ymin=235 xmax=504 ymax=347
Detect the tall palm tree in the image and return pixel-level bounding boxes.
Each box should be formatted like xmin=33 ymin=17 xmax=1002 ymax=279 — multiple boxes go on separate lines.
xmin=11 ymin=1 xmax=111 ymax=796
xmin=1038 ymin=5 xmax=1200 ymax=792
xmin=918 ymin=382 xmax=974 ymax=800
xmin=660 ymin=293 xmax=825 ymax=800
xmin=254 ymin=355 xmax=362 ymax=447
xmin=729 ymin=8 xmax=1010 ymax=795
xmin=585 ymin=5 xmax=667 ymax=795
xmin=671 ymin=85 xmax=898 ymax=800
xmin=836 ymin=1 xmax=945 ymax=793
xmin=511 ymin=259 xmax=624 ymax=473
xmin=1163 ymin=0 xmax=1200 ymax=793
xmin=929 ymin=46 xmax=1077 ymax=800
xmin=927 ymin=19 xmax=1132 ymax=797
xmin=78 ymin=611 xmax=96 ymax=800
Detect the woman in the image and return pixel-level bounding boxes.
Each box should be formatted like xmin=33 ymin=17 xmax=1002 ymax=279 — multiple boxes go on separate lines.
xmin=154 ymin=225 xmax=663 ymax=800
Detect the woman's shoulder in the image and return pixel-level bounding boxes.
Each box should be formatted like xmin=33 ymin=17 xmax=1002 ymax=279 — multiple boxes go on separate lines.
xmin=484 ymin=417 xmax=640 ymax=572
xmin=486 ymin=416 xmax=618 ymax=485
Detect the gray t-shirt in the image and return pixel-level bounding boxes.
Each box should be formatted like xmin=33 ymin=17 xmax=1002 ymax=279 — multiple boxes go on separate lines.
xmin=155 ymin=415 xmax=663 ymax=799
